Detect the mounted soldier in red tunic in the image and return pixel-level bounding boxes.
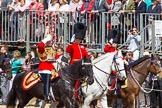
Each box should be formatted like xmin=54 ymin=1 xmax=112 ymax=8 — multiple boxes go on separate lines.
xmin=37 ymin=27 xmax=55 ymax=102
xmin=66 ymin=22 xmax=89 ymax=100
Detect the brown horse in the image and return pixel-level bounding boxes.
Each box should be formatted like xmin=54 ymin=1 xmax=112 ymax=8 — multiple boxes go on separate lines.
xmin=120 ymin=55 xmax=161 ymax=108
xmin=90 ymin=55 xmax=161 ymax=108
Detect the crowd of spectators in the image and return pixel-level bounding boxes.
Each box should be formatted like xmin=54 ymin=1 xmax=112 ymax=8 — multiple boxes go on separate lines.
xmin=0 ymin=0 xmax=162 ymax=43
xmin=0 ymin=0 xmax=162 ymax=107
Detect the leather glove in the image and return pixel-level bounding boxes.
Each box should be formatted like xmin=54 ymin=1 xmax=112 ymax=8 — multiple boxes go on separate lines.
xmin=109 ymin=38 xmax=113 ymax=44
xmin=42 ymin=34 xmax=52 ymax=44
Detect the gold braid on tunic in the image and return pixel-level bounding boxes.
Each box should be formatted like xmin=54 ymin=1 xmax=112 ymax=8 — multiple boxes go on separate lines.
xmin=37 ymin=46 xmax=55 ymax=62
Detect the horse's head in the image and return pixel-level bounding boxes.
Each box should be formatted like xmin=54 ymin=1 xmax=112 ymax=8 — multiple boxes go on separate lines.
xmin=80 ymin=56 xmax=94 ymax=85
xmin=112 ymin=50 xmax=126 ymax=80
xmin=147 ymin=54 xmax=162 ymax=75
xmin=0 ymin=52 xmax=12 ymax=80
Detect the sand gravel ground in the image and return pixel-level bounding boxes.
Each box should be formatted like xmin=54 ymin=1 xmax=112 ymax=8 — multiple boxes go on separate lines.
xmin=0 ymin=98 xmax=50 ymax=108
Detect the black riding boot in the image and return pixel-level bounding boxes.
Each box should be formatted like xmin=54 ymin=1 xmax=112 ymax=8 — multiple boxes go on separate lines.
xmin=34 ymin=99 xmax=40 ymax=107
xmin=45 ymin=74 xmax=50 ymax=101
xmin=40 ymin=73 xmax=51 ymax=102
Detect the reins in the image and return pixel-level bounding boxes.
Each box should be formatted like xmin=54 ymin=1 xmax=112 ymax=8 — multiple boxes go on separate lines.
xmin=131 ymin=59 xmax=150 ymax=77
xmin=93 ymin=57 xmax=125 ymax=76
xmin=129 ymin=58 xmax=161 ymax=93
xmin=93 ymin=64 xmax=111 ymax=75
xmin=130 ymin=69 xmax=155 ymax=93
xmin=92 ymin=56 xmax=125 ymax=93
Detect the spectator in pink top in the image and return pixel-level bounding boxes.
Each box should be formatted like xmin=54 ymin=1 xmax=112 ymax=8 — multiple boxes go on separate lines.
xmin=7 ymin=0 xmax=20 ymax=41
xmin=28 ymin=0 xmax=44 ymax=41
xmin=17 ymin=0 xmax=28 ymax=42
xmin=69 ymin=0 xmax=82 ymax=21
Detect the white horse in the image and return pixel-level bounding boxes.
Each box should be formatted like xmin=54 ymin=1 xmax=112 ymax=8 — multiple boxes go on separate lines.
xmin=80 ymin=50 xmax=126 ymax=108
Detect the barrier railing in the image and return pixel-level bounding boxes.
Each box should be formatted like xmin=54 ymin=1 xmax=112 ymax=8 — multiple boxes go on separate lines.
xmin=0 ymin=9 xmax=162 ymax=56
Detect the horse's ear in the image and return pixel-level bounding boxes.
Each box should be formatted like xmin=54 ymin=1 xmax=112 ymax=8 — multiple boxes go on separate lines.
xmin=82 ymin=56 xmax=92 ymax=65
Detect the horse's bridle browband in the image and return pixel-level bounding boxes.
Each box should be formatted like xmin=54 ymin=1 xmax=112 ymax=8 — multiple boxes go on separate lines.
xmin=113 ymin=60 xmax=125 ymax=73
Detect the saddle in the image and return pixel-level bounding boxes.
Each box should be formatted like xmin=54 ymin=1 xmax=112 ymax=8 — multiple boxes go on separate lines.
xmin=22 ymin=70 xmax=60 ymax=90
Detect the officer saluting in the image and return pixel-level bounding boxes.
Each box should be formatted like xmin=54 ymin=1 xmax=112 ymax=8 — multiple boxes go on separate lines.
xmin=37 ymin=27 xmax=55 ymax=102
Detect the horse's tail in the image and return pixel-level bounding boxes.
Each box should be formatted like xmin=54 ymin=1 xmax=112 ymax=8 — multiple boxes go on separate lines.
xmin=6 ymin=85 xmax=17 ymax=108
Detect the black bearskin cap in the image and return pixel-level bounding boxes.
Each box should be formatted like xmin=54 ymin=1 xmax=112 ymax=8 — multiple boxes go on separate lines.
xmin=74 ymin=23 xmax=87 ymax=40
xmin=108 ymin=28 xmax=120 ymax=44
xmin=108 ymin=29 xmax=120 ymax=39
xmin=113 ymin=38 xmax=119 ymax=44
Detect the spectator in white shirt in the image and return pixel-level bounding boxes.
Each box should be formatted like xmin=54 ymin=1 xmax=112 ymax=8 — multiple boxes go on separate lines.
xmin=126 ymin=27 xmax=141 ymax=60
xmin=59 ymin=0 xmax=70 ymax=12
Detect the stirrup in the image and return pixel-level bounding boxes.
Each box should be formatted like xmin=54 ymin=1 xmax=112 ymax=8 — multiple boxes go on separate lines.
xmin=121 ymin=78 xmax=128 ymax=88
xmin=44 ymin=96 xmax=51 ymax=103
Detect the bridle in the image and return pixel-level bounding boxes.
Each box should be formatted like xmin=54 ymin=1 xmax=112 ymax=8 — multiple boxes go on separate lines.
xmin=92 ymin=56 xmax=125 ymax=76
xmin=131 ymin=58 xmax=160 ymax=78
xmin=61 ymin=59 xmax=93 ymax=81
xmin=129 ymin=58 xmax=161 ymax=93
xmin=93 ymin=64 xmax=111 ymax=75
xmin=148 ymin=59 xmax=161 ymax=74
xmin=112 ymin=57 xmax=125 ymax=74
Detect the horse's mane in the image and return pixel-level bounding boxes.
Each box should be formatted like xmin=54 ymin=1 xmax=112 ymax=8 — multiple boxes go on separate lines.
xmin=129 ymin=56 xmax=150 ymax=67
xmin=64 ymin=59 xmax=82 ymax=69
xmin=92 ymin=52 xmax=116 ymax=64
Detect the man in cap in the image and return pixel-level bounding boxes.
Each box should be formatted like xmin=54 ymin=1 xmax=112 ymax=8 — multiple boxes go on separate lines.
xmin=37 ymin=28 xmax=55 ymax=102
xmin=66 ymin=22 xmax=89 ymax=99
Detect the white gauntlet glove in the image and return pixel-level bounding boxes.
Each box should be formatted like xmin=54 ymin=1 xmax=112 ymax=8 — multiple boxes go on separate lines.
xmin=109 ymin=38 xmax=113 ymax=44
xmin=42 ymin=34 xmax=52 ymax=44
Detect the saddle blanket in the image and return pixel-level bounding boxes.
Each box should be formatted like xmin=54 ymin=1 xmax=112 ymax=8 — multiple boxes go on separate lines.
xmin=22 ymin=70 xmax=60 ymax=90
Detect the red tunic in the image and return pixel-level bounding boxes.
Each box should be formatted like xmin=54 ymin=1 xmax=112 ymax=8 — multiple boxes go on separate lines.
xmin=66 ymin=42 xmax=88 ymax=99
xmin=54 ymin=53 xmax=59 ymax=60
xmin=104 ymin=43 xmax=117 ymax=53
xmin=104 ymin=43 xmax=118 ymax=93
xmin=37 ymin=42 xmax=54 ymax=71
xmin=66 ymin=43 xmax=88 ymax=65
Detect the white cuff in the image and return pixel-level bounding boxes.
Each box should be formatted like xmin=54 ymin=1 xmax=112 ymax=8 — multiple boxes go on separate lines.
xmin=42 ymin=38 xmax=48 ymax=44
xmin=109 ymin=38 xmax=113 ymax=44
xmin=70 ymin=34 xmax=75 ymax=43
